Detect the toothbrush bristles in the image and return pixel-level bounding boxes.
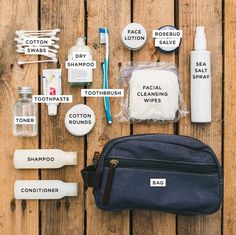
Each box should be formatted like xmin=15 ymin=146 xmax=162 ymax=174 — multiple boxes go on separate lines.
xmin=99 ymin=27 xmax=108 ymax=44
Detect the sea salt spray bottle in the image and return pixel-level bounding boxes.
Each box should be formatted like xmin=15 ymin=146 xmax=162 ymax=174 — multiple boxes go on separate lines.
xmin=190 ymin=26 xmax=211 ymax=123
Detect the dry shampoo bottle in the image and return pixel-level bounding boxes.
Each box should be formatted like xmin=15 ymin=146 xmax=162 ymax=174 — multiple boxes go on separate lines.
xmin=67 ymin=37 xmax=93 ymax=86
xmin=190 ymin=26 xmax=211 ymax=123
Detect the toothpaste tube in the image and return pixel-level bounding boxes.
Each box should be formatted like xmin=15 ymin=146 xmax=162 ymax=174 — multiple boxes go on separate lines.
xmin=43 ymin=69 xmax=62 ymax=115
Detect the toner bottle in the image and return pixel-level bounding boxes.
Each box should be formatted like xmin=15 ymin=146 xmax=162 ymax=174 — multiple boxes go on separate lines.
xmin=190 ymin=26 xmax=211 ymax=123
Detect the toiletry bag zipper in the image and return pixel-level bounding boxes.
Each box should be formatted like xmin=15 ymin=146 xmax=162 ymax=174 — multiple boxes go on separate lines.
xmin=98 ymin=133 xmax=221 ymax=166
xmin=93 ymin=133 xmax=219 ymax=169
xmin=103 ymin=158 xmax=218 ymax=206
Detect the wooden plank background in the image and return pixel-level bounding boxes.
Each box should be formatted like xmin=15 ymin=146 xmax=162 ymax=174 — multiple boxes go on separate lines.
xmin=0 ymin=0 xmax=232 ymax=234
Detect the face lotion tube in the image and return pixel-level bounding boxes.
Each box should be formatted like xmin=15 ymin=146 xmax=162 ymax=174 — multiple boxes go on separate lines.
xmin=190 ymin=26 xmax=211 ymax=123
xmin=13 ymin=149 xmax=77 ymax=169
xmin=43 ymin=69 xmax=62 ymax=116
xmin=14 ymin=180 xmax=78 ymax=200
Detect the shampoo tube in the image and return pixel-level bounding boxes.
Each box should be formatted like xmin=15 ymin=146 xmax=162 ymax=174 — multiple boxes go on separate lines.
xmin=43 ymin=69 xmax=62 ymax=116
xmin=14 ymin=180 xmax=78 ymax=200
xmin=13 ymin=149 xmax=77 ymax=169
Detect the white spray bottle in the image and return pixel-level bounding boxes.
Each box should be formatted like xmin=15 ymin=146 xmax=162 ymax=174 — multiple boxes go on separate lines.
xmin=190 ymin=26 xmax=211 ymax=123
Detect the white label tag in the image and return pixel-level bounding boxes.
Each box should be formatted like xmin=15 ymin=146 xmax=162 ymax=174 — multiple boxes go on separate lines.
xmin=152 ymin=30 xmax=182 ymax=39
xmin=154 ymin=39 xmax=179 ymax=48
xmin=72 ymin=52 xmax=90 ymax=60
xmin=65 ymin=61 xmax=96 ymax=69
xmin=150 ymin=178 xmax=166 ymax=187
xmin=15 ymin=116 xmax=36 ymax=124
xmin=32 ymin=95 xmax=73 ymax=103
xmin=192 ymin=61 xmax=210 ymax=80
xmin=22 ymin=37 xmax=53 ymax=46
xmin=153 ymin=30 xmax=182 ymax=49
xmin=24 ymin=46 xmax=49 ymax=55
xmin=81 ymin=89 xmax=124 ymax=97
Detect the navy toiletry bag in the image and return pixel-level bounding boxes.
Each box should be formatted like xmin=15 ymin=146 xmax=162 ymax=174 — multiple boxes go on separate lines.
xmin=81 ymin=134 xmax=223 ymax=215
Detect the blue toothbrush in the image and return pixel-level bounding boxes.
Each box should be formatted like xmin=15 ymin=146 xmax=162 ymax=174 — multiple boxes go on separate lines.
xmin=99 ymin=27 xmax=112 ymax=124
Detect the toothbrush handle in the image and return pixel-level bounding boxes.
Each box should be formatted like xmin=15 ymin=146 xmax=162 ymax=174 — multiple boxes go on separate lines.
xmin=103 ymin=60 xmax=112 ymax=124
xmin=103 ymin=59 xmax=108 ymax=89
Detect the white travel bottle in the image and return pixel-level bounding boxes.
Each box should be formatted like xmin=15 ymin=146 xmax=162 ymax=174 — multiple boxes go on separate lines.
xmin=13 ymin=149 xmax=77 ymax=169
xmin=68 ymin=37 xmax=93 ymax=86
xmin=190 ymin=26 xmax=211 ymax=123
xmin=14 ymin=180 xmax=78 ymax=200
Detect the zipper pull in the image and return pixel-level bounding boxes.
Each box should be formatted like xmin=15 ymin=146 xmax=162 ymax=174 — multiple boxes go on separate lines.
xmin=109 ymin=159 xmax=119 ymax=168
xmin=103 ymin=159 xmax=119 ymax=206
xmin=92 ymin=151 xmax=101 ymax=168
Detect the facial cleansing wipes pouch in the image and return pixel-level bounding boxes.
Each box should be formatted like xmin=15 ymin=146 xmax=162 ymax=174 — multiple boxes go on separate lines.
xmin=129 ymin=69 xmax=179 ymax=121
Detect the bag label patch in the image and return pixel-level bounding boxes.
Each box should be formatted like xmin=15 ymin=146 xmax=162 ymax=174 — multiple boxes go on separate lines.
xmin=150 ymin=178 xmax=166 ymax=187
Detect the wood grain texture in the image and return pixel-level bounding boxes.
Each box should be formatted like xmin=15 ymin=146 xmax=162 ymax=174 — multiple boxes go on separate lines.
xmin=0 ymin=1 xmax=39 ymax=235
xmin=178 ymin=0 xmax=222 ymax=235
xmin=40 ymin=1 xmax=85 ymax=235
xmin=0 ymin=0 xmax=227 ymax=234
xmin=132 ymin=1 xmax=176 ymax=235
xmin=224 ymin=1 xmax=236 ymax=234
xmin=86 ymin=0 xmax=130 ymax=234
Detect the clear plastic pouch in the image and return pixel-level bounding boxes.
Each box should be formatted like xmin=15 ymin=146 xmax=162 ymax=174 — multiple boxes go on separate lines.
xmin=115 ymin=62 xmax=187 ymax=123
